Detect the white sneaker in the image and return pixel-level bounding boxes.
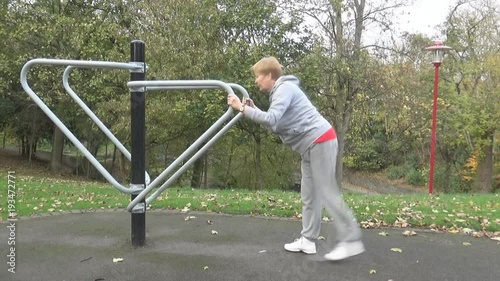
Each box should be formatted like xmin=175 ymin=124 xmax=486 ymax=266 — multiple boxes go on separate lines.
xmin=284 ymin=237 xmax=317 ymax=254
xmin=324 ymin=241 xmax=365 ymax=261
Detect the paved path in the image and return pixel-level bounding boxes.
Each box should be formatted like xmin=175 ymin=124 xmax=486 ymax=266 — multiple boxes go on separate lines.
xmin=1 ymin=210 xmax=499 ymax=281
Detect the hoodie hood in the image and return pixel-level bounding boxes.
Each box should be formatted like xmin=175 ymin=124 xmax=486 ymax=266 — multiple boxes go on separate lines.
xmin=272 ymin=75 xmax=300 ymax=91
xmin=269 ymin=75 xmax=300 ymax=103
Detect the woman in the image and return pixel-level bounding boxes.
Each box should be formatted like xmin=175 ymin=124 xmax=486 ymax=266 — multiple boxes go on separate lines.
xmin=227 ymin=56 xmax=364 ymax=261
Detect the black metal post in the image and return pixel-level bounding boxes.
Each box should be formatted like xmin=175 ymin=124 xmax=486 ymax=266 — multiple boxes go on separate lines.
xmin=130 ymin=40 xmax=146 ymax=247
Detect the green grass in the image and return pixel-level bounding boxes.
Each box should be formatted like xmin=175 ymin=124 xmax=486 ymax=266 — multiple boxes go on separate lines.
xmin=1 ymin=170 xmax=499 ymax=235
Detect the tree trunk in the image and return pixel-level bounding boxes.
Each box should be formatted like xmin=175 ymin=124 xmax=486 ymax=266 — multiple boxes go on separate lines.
xmin=50 ymin=126 xmax=65 ymax=172
xmin=111 ymin=145 xmax=117 ymax=174
xmin=224 ymin=143 xmax=235 ymax=188
xmin=104 ymin=139 xmax=108 ymax=165
xmin=332 ymin=90 xmax=354 ymax=189
xmin=336 ymin=131 xmax=345 ymax=187
xmin=203 ymin=153 xmax=208 ymax=188
xmin=85 ymin=142 xmax=100 ymax=179
xmin=20 ymin=137 xmax=25 ymax=156
xmin=119 ymin=150 xmax=127 ymax=181
xmin=473 ymin=132 xmax=494 ymax=193
xmin=443 ymin=161 xmax=452 ymax=193
xmin=191 ymin=157 xmax=203 ymax=188
xmin=255 ymin=133 xmax=263 ymax=190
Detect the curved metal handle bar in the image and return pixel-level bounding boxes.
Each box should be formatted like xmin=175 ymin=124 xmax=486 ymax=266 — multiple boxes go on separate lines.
xmin=63 ymin=66 xmax=132 ymax=161
xmin=145 ymin=82 xmax=250 ymax=100
xmin=126 ymin=82 xmax=250 ymax=211
xmin=227 ymin=83 xmax=250 ymax=100
xmin=127 ymin=80 xmax=241 ymax=97
xmin=20 ymin=59 xmax=142 ymax=194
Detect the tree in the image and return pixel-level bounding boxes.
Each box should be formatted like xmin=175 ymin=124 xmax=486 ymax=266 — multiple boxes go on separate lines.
xmin=215 ymin=0 xmax=311 ymax=189
xmin=442 ymin=0 xmax=500 ymax=192
xmin=4 ymin=0 xmax=139 ymax=174
xmin=282 ymin=0 xmax=410 ymax=185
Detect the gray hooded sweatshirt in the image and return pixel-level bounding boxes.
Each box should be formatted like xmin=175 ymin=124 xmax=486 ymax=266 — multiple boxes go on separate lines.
xmin=244 ymin=75 xmax=333 ymax=155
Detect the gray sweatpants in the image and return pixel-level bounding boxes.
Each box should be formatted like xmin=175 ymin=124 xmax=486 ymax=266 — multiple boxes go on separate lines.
xmin=300 ymin=139 xmax=362 ymax=243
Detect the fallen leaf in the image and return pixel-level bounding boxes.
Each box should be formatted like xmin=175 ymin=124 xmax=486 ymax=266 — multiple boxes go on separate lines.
xmin=259 ymin=250 xmax=267 ymax=253
xmin=203 ymin=266 xmax=209 ymax=270
xmin=462 ymin=242 xmax=471 ymax=246
xmin=207 ymin=220 xmax=213 ymax=225
xmin=379 ymin=231 xmax=389 ymax=236
xmin=112 ymin=258 xmax=124 ymax=263
xmin=322 ymin=216 xmax=330 ymax=222
xmin=318 ymin=236 xmax=326 ymax=240
xmin=402 ymin=230 xmax=417 ymax=237
xmin=184 ymin=216 xmax=196 ymax=221
xmin=390 ymin=248 xmax=403 ymax=253
xmin=394 ymin=217 xmax=409 ymax=228
xmin=462 ymin=228 xmax=473 ymax=234
xmin=369 ymin=269 xmax=377 ymax=274
xmin=448 ymin=229 xmax=459 ymax=234
xmin=490 ymin=237 xmax=500 ymax=242
xmin=211 ymin=230 xmax=218 ymax=235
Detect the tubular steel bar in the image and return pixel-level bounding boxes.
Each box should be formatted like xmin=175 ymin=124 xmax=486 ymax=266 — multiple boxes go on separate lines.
xmin=125 ymin=81 xmax=249 ymax=212
xmin=63 ymin=66 xmax=151 ymax=185
xmin=63 ymin=66 xmax=131 ymax=161
xmin=130 ymin=40 xmax=146 ymax=247
xmin=20 ymin=58 xmax=143 ymax=194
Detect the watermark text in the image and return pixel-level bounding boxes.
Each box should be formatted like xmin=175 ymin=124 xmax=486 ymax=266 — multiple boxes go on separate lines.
xmin=7 ymin=171 xmax=16 ymax=274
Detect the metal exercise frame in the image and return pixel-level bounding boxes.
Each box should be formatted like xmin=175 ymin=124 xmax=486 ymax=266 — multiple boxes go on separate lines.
xmin=20 ymin=41 xmax=148 ymax=245
xmin=125 ymin=81 xmax=249 ymax=212
xmin=21 ymin=59 xmax=142 ymax=194
xmin=20 ymin=40 xmax=249 ymax=246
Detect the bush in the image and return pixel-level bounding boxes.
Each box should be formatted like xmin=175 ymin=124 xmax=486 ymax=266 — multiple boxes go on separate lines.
xmin=493 ymin=175 xmax=500 ymax=193
xmin=433 ymin=166 xmax=470 ymax=193
xmin=386 ymin=165 xmax=406 ymax=180
xmin=405 ymin=168 xmax=426 ymax=186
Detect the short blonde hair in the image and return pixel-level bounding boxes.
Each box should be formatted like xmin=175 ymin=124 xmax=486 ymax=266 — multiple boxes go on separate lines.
xmin=250 ymin=56 xmax=283 ymax=80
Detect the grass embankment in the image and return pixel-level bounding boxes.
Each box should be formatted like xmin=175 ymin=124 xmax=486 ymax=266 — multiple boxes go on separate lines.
xmin=0 ymin=170 xmax=498 ymax=237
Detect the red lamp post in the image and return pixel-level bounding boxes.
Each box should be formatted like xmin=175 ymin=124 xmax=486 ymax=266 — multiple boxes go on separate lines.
xmin=424 ymin=41 xmax=452 ymax=195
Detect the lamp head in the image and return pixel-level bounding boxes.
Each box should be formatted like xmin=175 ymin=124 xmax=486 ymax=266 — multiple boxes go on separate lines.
xmin=425 ymin=40 xmax=453 ymax=63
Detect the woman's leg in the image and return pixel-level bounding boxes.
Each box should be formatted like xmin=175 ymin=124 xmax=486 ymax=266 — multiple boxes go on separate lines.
xmin=299 ymin=148 xmax=322 ymax=240
xmin=309 ymin=140 xmax=362 ymax=243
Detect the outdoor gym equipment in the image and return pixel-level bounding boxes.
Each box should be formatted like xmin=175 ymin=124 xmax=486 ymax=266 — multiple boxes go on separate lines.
xmin=20 ymin=40 xmax=249 ymax=246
